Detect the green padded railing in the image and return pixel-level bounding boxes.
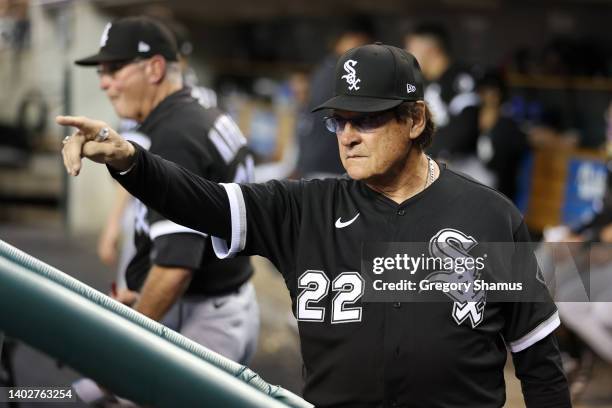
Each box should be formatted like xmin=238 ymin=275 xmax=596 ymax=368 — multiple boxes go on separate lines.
xmin=0 ymin=239 xmax=311 ymax=408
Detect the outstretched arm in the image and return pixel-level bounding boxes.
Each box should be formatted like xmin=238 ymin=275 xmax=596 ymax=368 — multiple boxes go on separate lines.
xmin=57 ymin=115 xmax=231 ymax=240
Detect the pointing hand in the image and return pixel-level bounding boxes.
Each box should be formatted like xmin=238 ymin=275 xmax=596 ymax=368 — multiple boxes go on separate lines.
xmin=57 ymin=115 xmax=135 ymax=176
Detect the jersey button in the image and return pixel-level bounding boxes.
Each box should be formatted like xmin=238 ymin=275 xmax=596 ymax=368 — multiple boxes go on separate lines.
xmin=393 ymin=302 xmax=401 ymax=308
xmin=397 ymin=209 xmax=405 ymax=216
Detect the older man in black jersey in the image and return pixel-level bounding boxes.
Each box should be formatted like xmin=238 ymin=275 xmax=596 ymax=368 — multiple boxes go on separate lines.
xmin=59 ymin=43 xmax=570 ymax=408
xmin=70 ymin=16 xmax=259 ymax=378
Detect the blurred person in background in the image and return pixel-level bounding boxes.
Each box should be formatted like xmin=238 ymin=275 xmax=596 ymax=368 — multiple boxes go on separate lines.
xmin=475 ymin=70 xmax=529 ymax=202
xmin=405 ymin=23 xmax=480 ymax=174
xmin=72 ymin=16 xmax=258 ymax=406
xmin=296 ymin=16 xmax=373 ymax=179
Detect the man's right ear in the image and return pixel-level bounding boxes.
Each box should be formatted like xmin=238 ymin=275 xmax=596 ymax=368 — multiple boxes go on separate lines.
xmin=147 ymin=56 xmax=166 ymax=84
xmin=408 ymin=102 xmax=427 ymax=140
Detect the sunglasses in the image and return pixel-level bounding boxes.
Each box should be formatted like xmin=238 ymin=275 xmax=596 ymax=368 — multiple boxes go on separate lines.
xmin=96 ymin=59 xmax=144 ymax=77
xmin=323 ymin=110 xmax=396 ymax=134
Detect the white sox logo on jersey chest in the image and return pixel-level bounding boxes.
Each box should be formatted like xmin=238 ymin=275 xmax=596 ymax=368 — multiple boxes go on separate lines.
xmin=341 ymin=60 xmax=361 ymax=91
xmin=425 ymin=228 xmax=486 ymax=328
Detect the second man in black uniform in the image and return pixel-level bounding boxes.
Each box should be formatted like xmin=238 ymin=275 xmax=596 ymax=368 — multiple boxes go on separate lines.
xmin=73 ymin=17 xmax=259 ymax=365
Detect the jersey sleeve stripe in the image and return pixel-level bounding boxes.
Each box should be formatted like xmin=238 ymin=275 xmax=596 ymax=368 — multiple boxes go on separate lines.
xmin=509 ymin=311 xmax=561 ymax=353
xmin=217 ymin=115 xmax=247 ymax=149
xmin=223 ymin=115 xmax=247 ymax=146
xmin=211 ymin=183 xmax=247 ymax=259
xmin=208 ymin=128 xmax=234 ymax=163
xmin=214 ymin=116 xmax=240 ymax=151
xmin=149 ymin=220 xmax=208 ymax=240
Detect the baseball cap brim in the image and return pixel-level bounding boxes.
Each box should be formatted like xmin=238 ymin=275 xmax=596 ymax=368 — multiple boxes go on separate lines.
xmin=75 ymin=50 xmax=137 ymax=66
xmin=312 ymin=95 xmax=404 ymax=113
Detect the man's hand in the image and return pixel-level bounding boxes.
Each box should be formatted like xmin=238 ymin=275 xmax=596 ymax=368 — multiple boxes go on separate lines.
xmin=56 ymin=115 xmax=135 ymax=176
xmin=111 ymin=288 xmax=140 ymax=307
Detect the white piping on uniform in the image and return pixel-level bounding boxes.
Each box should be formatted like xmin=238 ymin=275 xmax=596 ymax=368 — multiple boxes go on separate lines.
xmin=509 ymin=311 xmax=560 ymax=353
xmin=149 ymin=220 xmax=208 ymax=240
xmin=208 ymin=128 xmax=233 ymax=163
xmin=212 ymin=183 xmax=247 ymax=258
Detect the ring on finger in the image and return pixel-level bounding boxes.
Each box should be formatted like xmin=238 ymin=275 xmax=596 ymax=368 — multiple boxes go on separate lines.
xmin=95 ymin=127 xmax=110 ymax=142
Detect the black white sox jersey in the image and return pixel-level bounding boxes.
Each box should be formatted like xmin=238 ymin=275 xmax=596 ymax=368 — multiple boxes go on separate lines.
xmin=124 ymin=88 xmax=253 ymax=295
xmin=113 ymin=147 xmax=570 ymax=408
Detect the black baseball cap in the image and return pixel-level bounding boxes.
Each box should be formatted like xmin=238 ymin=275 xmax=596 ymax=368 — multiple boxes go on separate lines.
xmin=313 ymin=43 xmax=424 ymax=113
xmin=75 ymin=17 xmax=178 ymax=66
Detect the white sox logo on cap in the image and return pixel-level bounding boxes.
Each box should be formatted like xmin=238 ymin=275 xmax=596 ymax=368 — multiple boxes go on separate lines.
xmin=312 ymin=43 xmax=424 ymax=113
xmin=341 ymin=59 xmax=361 ymax=91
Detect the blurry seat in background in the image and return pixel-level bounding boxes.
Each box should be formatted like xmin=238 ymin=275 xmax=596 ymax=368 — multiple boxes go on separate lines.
xmin=0 ymin=90 xmax=61 ymax=224
xmin=517 ymin=148 xmax=608 ymax=234
xmin=0 ymin=89 xmax=49 ymax=168
xmin=0 ymin=123 xmax=29 ymax=169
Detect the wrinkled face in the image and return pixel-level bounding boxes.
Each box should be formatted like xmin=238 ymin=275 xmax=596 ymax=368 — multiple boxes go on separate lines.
xmin=97 ymin=59 xmax=149 ymax=120
xmin=332 ymin=110 xmax=413 ymax=182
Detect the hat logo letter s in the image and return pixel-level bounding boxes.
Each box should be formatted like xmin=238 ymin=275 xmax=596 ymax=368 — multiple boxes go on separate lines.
xmin=341 ymin=59 xmax=361 ymax=91
xmin=407 ymin=84 xmax=416 ymax=94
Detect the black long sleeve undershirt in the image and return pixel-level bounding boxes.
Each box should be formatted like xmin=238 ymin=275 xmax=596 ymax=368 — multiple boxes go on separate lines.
xmin=512 ymin=333 xmax=572 ymax=408
xmin=109 ymin=142 xmax=232 ymax=241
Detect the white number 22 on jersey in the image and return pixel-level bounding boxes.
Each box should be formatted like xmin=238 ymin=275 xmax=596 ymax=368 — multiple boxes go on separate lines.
xmin=296 ymin=270 xmax=364 ymax=324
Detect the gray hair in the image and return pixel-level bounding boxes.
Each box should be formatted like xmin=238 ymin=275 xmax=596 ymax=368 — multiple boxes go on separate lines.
xmin=394 ymin=101 xmax=436 ymax=150
xmin=164 ymin=61 xmax=183 ymax=84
